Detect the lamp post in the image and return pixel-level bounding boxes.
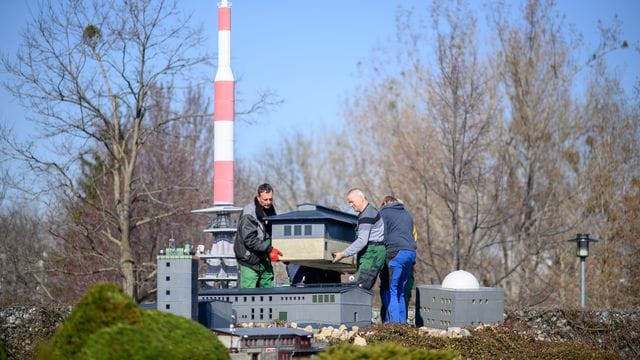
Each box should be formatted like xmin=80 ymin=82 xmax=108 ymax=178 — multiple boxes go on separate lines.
xmin=567 ymin=233 xmax=599 ymax=308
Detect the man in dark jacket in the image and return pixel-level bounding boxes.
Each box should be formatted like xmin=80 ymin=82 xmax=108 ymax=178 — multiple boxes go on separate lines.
xmin=233 ymin=183 xmax=283 ymax=288
xmin=379 ymin=195 xmax=417 ymax=323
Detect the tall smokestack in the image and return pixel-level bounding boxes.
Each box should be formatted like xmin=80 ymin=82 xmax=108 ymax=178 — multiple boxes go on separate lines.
xmin=191 ymin=0 xmax=240 ymax=288
xmin=213 ymin=0 xmax=234 ymax=206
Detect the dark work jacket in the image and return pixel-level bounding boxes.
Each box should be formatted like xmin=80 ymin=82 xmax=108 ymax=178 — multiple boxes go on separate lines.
xmin=380 ymin=202 xmax=417 ymax=259
xmin=233 ymin=199 xmax=275 ymax=271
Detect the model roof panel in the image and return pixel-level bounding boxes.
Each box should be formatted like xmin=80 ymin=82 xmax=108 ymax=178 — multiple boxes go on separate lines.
xmin=265 ymin=203 xmax=357 ymax=224
xmin=199 ymin=284 xmax=371 ymax=296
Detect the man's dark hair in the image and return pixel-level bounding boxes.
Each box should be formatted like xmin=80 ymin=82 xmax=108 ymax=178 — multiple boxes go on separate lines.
xmin=381 ymin=195 xmax=398 ymax=207
xmin=257 ymin=183 xmax=273 ymax=195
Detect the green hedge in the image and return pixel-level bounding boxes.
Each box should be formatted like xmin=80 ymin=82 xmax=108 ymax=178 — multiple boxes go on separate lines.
xmin=37 ymin=282 xmax=229 ymax=360
xmin=315 ymin=342 xmax=460 ymax=360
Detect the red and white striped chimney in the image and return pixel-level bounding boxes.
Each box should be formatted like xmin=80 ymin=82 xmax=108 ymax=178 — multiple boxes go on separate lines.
xmin=213 ymin=0 xmax=234 ymax=206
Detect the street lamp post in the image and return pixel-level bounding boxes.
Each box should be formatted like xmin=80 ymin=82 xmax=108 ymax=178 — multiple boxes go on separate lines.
xmin=567 ymin=233 xmax=599 ymax=308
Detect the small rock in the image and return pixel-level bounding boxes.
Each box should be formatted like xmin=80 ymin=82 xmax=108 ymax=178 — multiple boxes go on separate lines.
xmin=353 ymin=335 xmax=367 ymax=346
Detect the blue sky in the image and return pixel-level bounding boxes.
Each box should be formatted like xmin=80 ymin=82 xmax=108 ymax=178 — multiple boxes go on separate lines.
xmin=1 ymin=0 xmax=639 ymax=162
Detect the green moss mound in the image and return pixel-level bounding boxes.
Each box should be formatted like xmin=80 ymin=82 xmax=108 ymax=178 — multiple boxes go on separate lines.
xmin=38 ymin=282 xmax=229 ymax=360
xmin=45 ymin=282 xmax=143 ymax=359
xmin=316 ymin=342 xmax=459 ymax=360
xmin=79 ymin=310 xmax=229 ymax=360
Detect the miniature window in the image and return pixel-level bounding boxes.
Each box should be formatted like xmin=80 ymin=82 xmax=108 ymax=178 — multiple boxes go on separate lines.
xmin=318 ymin=295 xmax=324 ymax=303
xmin=284 ymin=225 xmax=292 ymax=236
xmin=330 ymin=294 xmax=335 ymax=302
xmin=324 ymin=294 xmax=330 ymax=302
xmin=304 ymin=225 xmax=312 ymax=236
xmin=294 ymin=225 xmax=302 ymax=236
xmin=312 ymin=295 xmax=317 ymax=303
xmin=165 ymin=276 xmax=170 ymax=281
xmin=166 ymin=304 xmax=170 ymax=310
xmin=269 ymin=296 xmax=272 ymax=302
xmin=165 ymin=290 xmax=170 ymax=295
xmin=165 ymin=262 xmax=170 ymax=267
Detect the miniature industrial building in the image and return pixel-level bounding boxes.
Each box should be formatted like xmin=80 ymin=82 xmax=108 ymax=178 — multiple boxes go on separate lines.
xmin=269 ymin=203 xmax=358 ymax=272
xmin=200 ymin=285 xmax=373 ymax=328
xmin=214 ymin=327 xmax=321 ymax=359
xmin=198 ymin=299 xmax=233 ymax=329
xmin=156 ymin=246 xmax=199 ymax=321
xmin=415 ymin=271 xmax=504 ymax=329
xmin=156 ymin=244 xmax=373 ymax=329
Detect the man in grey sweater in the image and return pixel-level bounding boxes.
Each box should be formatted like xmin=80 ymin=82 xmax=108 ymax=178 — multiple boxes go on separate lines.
xmin=332 ymin=188 xmax=386 ymax=290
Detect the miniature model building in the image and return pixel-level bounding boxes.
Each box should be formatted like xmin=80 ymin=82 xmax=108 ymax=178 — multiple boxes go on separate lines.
xmin=268 ymin=203 xmax=358 ymax=272
xmin=156 ymin=246 xmax=199 ymax=321
xmin=200 ymin=284 xmax=373 ymax=328
xmin=156 ymin=244 xmax=374 ymax=329
xmin=213 ymin=327 xmax=321 ymax=359
xmin=198 ymin=300 xmax=233 ymax=329
xmin=415 ymin=270 xmax=504 ymax=329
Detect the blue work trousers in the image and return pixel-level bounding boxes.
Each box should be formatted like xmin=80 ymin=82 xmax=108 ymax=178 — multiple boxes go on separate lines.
xmin=382 ymin=250 xmax=416 ymax=323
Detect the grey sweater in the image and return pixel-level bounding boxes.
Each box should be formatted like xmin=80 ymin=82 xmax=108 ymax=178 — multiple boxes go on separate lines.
xmin=343 ymin=203 xmax=385 ymax=257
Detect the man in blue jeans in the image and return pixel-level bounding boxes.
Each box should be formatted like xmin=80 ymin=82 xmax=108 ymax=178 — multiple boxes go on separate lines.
xmin=379 ymin=196 xmax=417 ymax=323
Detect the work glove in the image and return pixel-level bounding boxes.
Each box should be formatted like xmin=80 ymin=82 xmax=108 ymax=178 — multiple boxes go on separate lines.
xmin=269 ymin=247 xmax=283 ymax=262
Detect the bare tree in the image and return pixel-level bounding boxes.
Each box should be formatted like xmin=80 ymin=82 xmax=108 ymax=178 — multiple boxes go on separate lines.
xmin=0 ymin=198 xmax=52 ymax=305
xmin=573 ymin=61 xmax=640 ymax=307
xmin=339 ymin=0 xmax=504 ymax=286
xmin=2 ymin=0 xmax=213 ymax=300
xmin=243 ymin=130 xmax=352 ymax=212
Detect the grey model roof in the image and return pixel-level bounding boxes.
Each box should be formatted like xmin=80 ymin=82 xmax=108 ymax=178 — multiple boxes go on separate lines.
xmin=199 ymin=284 xmax=371 ymax=296
xmin=265 ymin=203 xmax=357 ymax=225
xmin=213 ymin=327 xmax=314 ymax=337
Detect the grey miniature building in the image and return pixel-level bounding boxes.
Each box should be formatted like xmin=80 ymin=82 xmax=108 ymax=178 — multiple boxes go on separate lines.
xmin=269 ymin=203 xmax=358 ymax=272
xmin=200 ymin=284 xmax=372 ymax=328
xmin=198 ymin=300 xmax=233 ymax=328
xmin=214 ymin=327 xmax=321 ymax=359
xmin=415 ymin=285 xmax=504 ymax=329
xmin=157 ymin=247 xmax=199 ymax=321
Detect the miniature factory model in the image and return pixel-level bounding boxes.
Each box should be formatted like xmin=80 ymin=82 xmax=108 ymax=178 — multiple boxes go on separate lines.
xmin=156 ymin=235 xmax=504 ymax=332
xmin=157 ymin=202 xmax=372 ymax=329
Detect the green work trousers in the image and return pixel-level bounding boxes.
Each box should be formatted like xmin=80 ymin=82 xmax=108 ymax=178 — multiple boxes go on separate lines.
xmin=239 ymin=262 xmax=274 ymax=288
xmin=355 ymin=244 xmax=386 ymax=290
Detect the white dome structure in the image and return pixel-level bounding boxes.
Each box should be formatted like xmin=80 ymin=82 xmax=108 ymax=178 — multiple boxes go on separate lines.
xmin=441 ymin=270 xmax=480 ymax=289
